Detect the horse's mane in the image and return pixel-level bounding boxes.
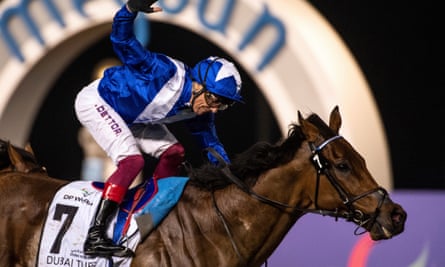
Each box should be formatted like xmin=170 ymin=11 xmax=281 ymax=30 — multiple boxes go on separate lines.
xmin=187 ymin=124 xmax=305 ymax=190
xmin=187 ymin=113 xmax=335 ymax=190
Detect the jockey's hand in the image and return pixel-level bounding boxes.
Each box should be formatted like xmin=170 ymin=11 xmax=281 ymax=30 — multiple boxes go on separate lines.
xmin=127 ymin=0 xmax=162 ymax=13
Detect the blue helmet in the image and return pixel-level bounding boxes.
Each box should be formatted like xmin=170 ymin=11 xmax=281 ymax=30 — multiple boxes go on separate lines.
xmin=191 ymin=57 xmax=244 ymax=103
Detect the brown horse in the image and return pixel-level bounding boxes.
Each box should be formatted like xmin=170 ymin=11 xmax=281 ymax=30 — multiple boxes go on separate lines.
xmin=0 ymin=106 xmax=406 ymax=266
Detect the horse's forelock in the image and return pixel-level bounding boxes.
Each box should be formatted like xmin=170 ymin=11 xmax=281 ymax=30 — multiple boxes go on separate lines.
xmin=305 ymin=114 xmax=336 ymax=138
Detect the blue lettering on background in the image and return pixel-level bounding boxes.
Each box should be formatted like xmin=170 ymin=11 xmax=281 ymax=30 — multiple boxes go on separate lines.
xmin=197 ymin=0 xmax=235 ymax=34
xmin=0 ymin=0 xmax=71 ymax=62
xmin=43 ymin=0 xmax=65 ymax=26
xmin=0 ymin=0 xmax=46 ymax=62
xmin=238 ymin=4 xmax=286 ymax=71
xmin=0 ymin=0 xmax=286 ymax=71
xmin=158 ymin=0 xmax=188 ymax=14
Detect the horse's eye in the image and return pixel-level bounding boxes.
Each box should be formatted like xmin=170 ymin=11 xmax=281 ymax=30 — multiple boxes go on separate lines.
xmin=335 ymin=162 xmax=350 ymax=172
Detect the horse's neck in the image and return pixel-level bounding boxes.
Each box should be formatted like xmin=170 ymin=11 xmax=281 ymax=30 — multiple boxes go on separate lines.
xmin=142 ymin=163 xmax=308 ymax=266
xmin=206 ymin=166 xmax=308 ymax=265
xmin=236 ymin=166 xmax=307 ymax=263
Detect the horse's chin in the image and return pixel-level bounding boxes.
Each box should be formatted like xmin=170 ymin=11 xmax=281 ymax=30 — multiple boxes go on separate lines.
xmin=365 ymin=204 xmax=407 ymax=241
xmin=368 ymin=218 xmax=406 ymax=240
xmin=369 ymin=225 xmax=394 ymax=240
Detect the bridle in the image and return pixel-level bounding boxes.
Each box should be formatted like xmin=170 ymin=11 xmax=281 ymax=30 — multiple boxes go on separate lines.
xmin=212 ymin=135 xmax=387 ymax=224
xmin=307 ymin=136 xmax=388 ymax=230
xmin=207 ymin=135 xmax=388 ymax=264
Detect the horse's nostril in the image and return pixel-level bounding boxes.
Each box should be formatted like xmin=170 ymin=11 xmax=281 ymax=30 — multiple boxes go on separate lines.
xmin=392 ymin=212 xmax=401 ymax=224
xmin=391 ymin=208 xmax=407 ymax=225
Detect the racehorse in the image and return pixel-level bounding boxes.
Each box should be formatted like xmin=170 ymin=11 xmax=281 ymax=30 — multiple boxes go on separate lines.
xmin=0 ymin=106 xmax=406 ymax=266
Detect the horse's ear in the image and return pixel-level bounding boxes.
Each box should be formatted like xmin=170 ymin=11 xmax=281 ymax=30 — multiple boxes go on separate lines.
xmin=329 ymin=106 xmax=342 ymax=134
xmin=7 ymin=143 xmax=30 ymax=173
xmin=298 ymin=111 xmax=319 ymax=142
xmin=24 ymin=143 xmax=35 ymax=156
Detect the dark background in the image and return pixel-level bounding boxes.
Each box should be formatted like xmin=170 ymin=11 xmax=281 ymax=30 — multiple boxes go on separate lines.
xmin=29 ymin=2 xmax=444 ymax=190
xmin=307 ymin=1 xmax=444 ymax=189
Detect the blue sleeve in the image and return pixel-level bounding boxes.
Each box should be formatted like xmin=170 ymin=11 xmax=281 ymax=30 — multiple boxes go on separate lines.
xmin=110 ymin=5 xmax=154 ymax=71
xmin=186 ymin=113 xmax=231 ymax=165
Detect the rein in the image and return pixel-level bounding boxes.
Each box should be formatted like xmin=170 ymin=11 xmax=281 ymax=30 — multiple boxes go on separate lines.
xmin=205 ymin=135 xmax=388 ymax=263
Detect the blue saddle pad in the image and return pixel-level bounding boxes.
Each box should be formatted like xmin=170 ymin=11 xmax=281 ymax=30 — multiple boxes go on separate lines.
xmin=92 ymin=176 xmax=189 ymax=242
xmin=92 ymin=177 xmax=157 ymax=213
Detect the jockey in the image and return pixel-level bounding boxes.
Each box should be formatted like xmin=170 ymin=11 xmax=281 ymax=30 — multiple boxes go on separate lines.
xmin=74 ymin=0 xmax=243 ymax=258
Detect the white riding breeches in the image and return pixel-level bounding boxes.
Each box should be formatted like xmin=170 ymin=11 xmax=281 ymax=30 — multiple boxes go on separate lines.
xmin=74 ymin=80 xmax=178 ymax=165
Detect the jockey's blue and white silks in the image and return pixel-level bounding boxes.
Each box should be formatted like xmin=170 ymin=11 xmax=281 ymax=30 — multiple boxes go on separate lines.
xmin=99 ymin=6 xmax=193 ymax=124
xmin=74 ymin=5 xmax=231 ymax=164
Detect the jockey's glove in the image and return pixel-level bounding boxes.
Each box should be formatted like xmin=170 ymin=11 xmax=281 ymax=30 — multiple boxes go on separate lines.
xmin=127 ymin=0 xmax=159 ymax=13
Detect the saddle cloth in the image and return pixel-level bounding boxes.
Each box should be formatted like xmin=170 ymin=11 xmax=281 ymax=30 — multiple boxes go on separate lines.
xmin=36 ymin=176 xmax=188 ymax=267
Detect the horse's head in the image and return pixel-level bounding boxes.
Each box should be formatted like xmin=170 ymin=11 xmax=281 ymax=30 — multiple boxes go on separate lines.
xmin=298 ymin=106 xmax=406 ymax=241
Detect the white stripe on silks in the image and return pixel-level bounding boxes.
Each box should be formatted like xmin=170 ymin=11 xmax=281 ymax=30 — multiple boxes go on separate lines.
xmin=133 ymin=58 xmax=186 ymax=123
